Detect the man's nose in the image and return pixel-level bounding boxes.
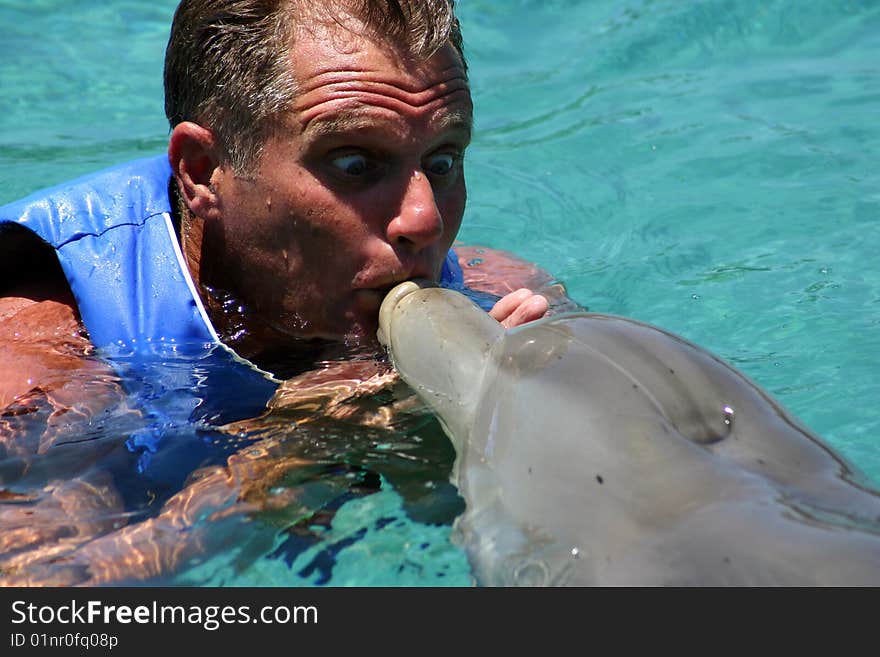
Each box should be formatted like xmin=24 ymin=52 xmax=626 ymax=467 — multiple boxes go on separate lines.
xmin=386 ymin=170 xmax=443 ymax=251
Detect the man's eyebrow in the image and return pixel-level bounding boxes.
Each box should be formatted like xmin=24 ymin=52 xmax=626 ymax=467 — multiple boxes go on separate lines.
xmin=302 ymin=109 xmax=378 ymax=138
xmin=302 ymin=107 xmax=473 ymax=143
xmin=436 ymin=110 xmax=473 ymax=142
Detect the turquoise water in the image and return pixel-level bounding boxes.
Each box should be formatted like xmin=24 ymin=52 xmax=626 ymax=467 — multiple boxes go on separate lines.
xmin=1 ymin=0 xmax=878 ymax=585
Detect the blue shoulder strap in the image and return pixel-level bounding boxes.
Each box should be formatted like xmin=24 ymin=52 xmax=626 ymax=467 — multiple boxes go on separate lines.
xmin=0 ymin=155 xmax=217 ymax=352
xmin=440 ymin=248 xmax=464 ymax=288
xmin=438 ymin=246 xmax=501 ymax=311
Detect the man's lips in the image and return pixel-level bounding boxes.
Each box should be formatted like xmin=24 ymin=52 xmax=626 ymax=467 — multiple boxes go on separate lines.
xmin=356 ymin=269 xmax=436 ymax=295
xmin=352 ymin=271 xmax=435 ymax=315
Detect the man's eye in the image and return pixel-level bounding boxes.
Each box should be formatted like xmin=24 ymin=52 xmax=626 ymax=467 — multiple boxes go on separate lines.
xmin=330 ymin=153 xmax=370 ymax=176
xmin=425 ymin=153 xmax=456 ymax=176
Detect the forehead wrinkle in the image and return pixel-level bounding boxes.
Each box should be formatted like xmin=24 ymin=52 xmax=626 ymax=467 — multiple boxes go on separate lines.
xmin=298 ymin=89 xmax=472 ymax=140
xmin=295 ymin=78 xmax=471 ymax=118
xmin=300 ymin=67 xmax=469 ymax=95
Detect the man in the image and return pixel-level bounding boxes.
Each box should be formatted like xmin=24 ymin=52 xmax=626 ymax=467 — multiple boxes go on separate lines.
xmin=0 ymin=0 xmax=557 ymax=408
xmin=0 ymin=0 xmax=575 ymax=585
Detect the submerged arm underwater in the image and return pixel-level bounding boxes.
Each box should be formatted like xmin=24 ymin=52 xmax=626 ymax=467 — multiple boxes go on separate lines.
xmin=378 ymin=282 xmax=880 ymax=586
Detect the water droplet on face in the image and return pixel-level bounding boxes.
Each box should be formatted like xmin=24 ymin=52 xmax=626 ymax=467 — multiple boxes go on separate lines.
xmin=467 ymin=258 xmax=484 ymax=266
xmin=571 ymin=547 xmax=581 ymax=559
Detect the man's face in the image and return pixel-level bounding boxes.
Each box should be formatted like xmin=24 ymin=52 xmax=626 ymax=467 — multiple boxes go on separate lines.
xmin=207 ymin=20 xmax=472 ymax=346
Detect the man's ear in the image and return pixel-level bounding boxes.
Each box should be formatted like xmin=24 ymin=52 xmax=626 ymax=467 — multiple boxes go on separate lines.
xmin=168 ymin=122 xmax=222 ymax=220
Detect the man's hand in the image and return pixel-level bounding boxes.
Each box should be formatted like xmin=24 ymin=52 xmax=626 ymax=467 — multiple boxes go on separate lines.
xmin=489 ymin=288 xmax=549 ymax=329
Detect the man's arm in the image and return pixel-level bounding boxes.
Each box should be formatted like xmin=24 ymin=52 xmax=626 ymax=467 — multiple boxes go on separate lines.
xmin=0 ymin=291 xmax=88 ymax=409
xmin=0 ymin=227 xmax=115 ymax=412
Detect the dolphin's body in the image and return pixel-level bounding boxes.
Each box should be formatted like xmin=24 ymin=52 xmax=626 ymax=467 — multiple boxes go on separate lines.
xmin=378 ymin=282 xmax=880 ymax=585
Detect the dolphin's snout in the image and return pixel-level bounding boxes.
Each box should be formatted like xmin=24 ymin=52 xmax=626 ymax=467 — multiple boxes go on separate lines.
xmin=377 ymin=280 xmax=422 ymax=347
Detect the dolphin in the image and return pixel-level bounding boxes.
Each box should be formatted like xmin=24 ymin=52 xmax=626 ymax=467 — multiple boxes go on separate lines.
xmin=378 ymin=282 xmax=880 ymax=586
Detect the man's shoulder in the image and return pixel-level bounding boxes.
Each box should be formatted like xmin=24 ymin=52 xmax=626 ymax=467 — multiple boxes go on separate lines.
xmin=454 ymin=243 xmax=582 ymax=314
xmin=0 ymin=277 xmax=90 ymax=410
xmin=454 ymin=244 xmax=553 ymax=296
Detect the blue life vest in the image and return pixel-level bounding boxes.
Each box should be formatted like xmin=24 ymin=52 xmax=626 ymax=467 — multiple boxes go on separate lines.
xmin=0 ymin=154 xmax=465 ymax=353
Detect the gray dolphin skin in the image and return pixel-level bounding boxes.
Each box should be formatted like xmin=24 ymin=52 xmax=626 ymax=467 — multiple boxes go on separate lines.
xmin=378 ymin=282 xmax=880 ymax=586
